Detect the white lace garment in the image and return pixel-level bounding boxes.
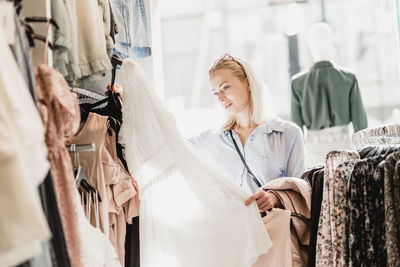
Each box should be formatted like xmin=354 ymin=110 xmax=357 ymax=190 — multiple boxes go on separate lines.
xmin=119 ymin=59 xmax=272 ymax=267
xmin=75 ymin=191 xmax=121 ymax=267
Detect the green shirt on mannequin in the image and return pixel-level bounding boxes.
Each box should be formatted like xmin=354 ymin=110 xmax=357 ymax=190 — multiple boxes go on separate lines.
xmin=291 ymin=61 xmax=368 ymax=133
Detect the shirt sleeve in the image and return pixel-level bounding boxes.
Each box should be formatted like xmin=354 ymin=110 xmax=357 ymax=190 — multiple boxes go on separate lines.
xmin=290 ymin=81 xmax=304 ymax=130
xmin=286 ymin=126 xmax=306 ymax=178
xmin=186 ymin=129 xmax=212 ymax=150
xmin=349 ymin=76 xmax=368 ymax=132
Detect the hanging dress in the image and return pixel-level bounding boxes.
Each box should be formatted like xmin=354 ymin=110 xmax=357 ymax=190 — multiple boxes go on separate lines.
xmin=35 ymin=65 xmax=85 ymax=267
xmin=0 ymin=27 xmax=50 ymax=266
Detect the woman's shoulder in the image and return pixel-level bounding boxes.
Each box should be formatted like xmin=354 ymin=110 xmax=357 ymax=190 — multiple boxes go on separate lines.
xmin=187 ymin=128 xmax=224 ymax=146
xmin=266 ymin=117 xmax=302 ymax=135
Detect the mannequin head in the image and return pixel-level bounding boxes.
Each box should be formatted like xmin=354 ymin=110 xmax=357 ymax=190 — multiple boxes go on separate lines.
xmin=307 ymin=23 xmax=336 ymax=62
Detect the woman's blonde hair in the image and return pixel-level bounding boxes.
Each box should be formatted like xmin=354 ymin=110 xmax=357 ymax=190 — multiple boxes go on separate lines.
xmin=209 ymin=54 xmax=274 ymax=131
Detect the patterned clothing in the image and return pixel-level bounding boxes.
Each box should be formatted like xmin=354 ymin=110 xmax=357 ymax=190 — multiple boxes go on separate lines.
xmin=311 ymin=147 xmax=400 ymax=267
xmin=333 ymin=160 xmax=358 ymax=267
xmin=348 ymin=157 xmax=386 ymax=267
xmin=316 ymin=151 xmax=359 ymax=267
xmin=384 ymin=152 xmax=400 ymax=267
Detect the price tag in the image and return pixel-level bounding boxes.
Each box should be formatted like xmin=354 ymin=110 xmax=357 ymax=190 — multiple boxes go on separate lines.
xmin=0 ymin=2 xmax=16 ymax=45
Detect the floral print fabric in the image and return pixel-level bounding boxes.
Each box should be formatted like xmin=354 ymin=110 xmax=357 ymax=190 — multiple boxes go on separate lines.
xmin=384 ymin=152 xmax=400 ymax=267
xmin=316 ymin=151 xmax=359 ymax=267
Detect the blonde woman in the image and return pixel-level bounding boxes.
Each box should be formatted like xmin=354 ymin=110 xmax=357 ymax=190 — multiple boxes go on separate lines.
xmin=189 ymin=54 xmax=306 ymax=211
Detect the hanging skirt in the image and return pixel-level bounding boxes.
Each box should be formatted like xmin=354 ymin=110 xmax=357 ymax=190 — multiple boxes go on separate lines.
xmin=304 ymin=124 xmax=353 ymax=168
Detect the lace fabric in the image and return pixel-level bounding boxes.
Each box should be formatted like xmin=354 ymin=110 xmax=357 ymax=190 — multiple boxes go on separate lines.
xmin=75 ymin=190 xmax=121 ymax=267
xmin=119 ymin=59 xmax=271 ymax=267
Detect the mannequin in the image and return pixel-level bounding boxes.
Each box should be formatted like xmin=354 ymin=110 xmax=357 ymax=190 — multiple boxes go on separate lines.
xmin=291 ymin=23 xmax=368 ymax=167
xmin=307 ymin=23 xmax=336 ymax=63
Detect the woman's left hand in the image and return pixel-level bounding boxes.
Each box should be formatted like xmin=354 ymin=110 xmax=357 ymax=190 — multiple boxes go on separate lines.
xmin=245 ymin=190 xmax=282 ymax=212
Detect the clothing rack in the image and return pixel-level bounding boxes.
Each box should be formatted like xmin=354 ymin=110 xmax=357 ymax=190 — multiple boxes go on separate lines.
xmin=352 ymin=124 xmax=400 ymax=150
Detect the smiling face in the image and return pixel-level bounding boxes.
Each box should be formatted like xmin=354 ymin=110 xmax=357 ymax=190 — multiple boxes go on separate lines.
xmin=210 ymin=69 xmax=251 ymax=116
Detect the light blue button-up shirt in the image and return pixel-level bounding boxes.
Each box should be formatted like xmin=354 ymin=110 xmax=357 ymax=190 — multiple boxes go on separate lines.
xmin=188 ymin=118 xmax=306 ymax=194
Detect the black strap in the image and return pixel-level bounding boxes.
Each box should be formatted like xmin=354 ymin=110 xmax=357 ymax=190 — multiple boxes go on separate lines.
xmin=229 ymin=130 xmax=263 ymax=188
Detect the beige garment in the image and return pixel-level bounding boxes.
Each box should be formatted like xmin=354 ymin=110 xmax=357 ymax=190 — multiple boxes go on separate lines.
xmin=0 ymin=28 xmax=49 ymax=187
xmin=68 ymin=112 xmax=139 ymax=265
xmin=0 ymin=94 xmax=50 ymax=267
xmin=253 ymin=177 xmax=312 ymax=267
xmin=252 ymin=208 xmax=292 ymax=267
xmin=104 ymin=129 xmax=139 ymax=265
xmin=35 ymin=64 xmax=84 ymax=267
xmin=98 ymin=0 xmax=114 ymax=57
xmin=67 ymin=112 xmax=110 ymax=236
xmin=0 ymin=28 xmax=50 ymax=267
xmin=74 ymin=0 xmax=112 ymax=85
xmin=52 ymin=0 xmax=82 ymax=81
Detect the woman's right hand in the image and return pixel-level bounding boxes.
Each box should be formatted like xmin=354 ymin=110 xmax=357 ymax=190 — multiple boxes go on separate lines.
xmin=245 ymin=190 xmax=282 ymax=212
xmin=106 ymin=82 xmax=123 ymax=99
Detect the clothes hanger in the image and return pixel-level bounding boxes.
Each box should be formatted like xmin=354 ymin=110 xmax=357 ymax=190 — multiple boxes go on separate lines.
xmin=79 ymin=54 xmax=123 ymax=133
xmin=12 ymin=0 xmax=23 ymax=16
xmin=110 ymin=54 xmax=123 ymax=87
xmin=79 ymin=93 xmax=122 ymax=133
xmin=22 ymin=21 xmax=54 ymax=50
xmin=24 ymin=16 xmax=59 ymax=30
xmin=358 ymin=146 xmax=375 ymax=159
xmin=70 ymin=144 xmax=102 ymax=202
xmin=82 ymin=54 xmax=123 ymax=110
xmin=82 ymin=54 xmax=123 ymax=108
xmin=352 ymin=124 xmax=400 ymax=150
xmin=71 ymin=87 xmax=106 ymax=101
xmin=93 ymin=190 xmax=100 ymax=228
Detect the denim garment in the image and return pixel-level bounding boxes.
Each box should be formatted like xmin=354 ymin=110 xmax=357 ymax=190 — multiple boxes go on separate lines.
xmin=188 ymin=118 xmax=306 ymax=195
xmin=110 ymin=0 xmax=151 ymax=59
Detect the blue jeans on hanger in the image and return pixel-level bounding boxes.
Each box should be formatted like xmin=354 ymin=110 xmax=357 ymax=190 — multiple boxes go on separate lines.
xmin=110 ymin=0 xmax=151 ymax=59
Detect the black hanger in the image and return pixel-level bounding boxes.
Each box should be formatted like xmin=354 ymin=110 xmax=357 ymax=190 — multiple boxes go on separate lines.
xmin=79 ymin=54 xmax=123 ymax=132
xmin=24 ymin=16 xmax=59 ymax=30
xmin=72 ymin=150 xmax=102 ymax=203
xmin=79 ymin=94 xmax=122 ymax=134
xmin=366 ymin=147 xmax=380 ymax=158
xmin=107 ymin=116 xmax=121 ymax=134
xmin=380 ymin=146 xmax=398 ymax=158
xmin=80 ymin=92 xmax=122 ymax=118
xmin=22 ymin=21 xmax=54 ymax=49
xmin=82 ymin=54 xmax=122 ymax=111
xmin=32 ymin=34 xmax=54 ymax=50
xmin=110 ymin=54 xmax=123 ymax=87
xmin=12 ymin=0 xmax=23 ymax=16
xmin=358 ymin=146 xmax=375 ymax=159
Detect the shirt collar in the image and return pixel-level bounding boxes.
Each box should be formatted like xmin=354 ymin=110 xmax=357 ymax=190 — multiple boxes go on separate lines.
xmin=222 ymin=118 xmax=285 ymax=136
xmin=264 ymin=118 xmax=285 ymax=134
xmin=312 ymin=60 xmax=333 ymax=69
